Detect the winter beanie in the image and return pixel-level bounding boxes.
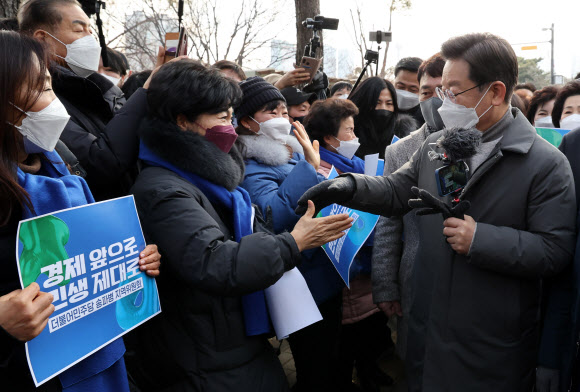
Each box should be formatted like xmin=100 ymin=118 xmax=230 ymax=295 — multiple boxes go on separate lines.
xmin=235 ymin=76 xmax=286 ymax=123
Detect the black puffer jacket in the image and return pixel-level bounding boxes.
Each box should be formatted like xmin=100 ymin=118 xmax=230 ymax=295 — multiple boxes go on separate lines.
xmin=125 ymin=118 xmax=301 ymax=391
xmin=52 ymin=65 xmax=145 ymax=201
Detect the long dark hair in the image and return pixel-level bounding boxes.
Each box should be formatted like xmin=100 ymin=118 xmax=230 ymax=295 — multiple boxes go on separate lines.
xmin=349 ymin=77 xmax=399 ymax=118
xmin=0 ymin=31 xmax=48 ymax=225
xmin=349 ymin=77 xmax=399 ymax=157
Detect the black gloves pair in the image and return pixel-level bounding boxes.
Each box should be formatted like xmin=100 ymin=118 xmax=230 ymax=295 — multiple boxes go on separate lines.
xmin=295 ymin=176 xmax=470 ymax=220
xmin=408 ymin=187 xmax=470 ymax=220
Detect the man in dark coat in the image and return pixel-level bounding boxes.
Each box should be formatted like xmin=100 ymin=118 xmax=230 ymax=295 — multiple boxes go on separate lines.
xmin=534 ymin=125 xmax=580 ymax=392
xmin=19 ymin=0 xmax=149 ymax=200
xmin=296 ymin=32 xmax=577 ymax=391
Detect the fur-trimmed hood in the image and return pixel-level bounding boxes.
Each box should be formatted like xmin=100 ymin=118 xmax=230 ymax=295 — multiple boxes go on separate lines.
xmin=396 ymin=113 xmax=420 ymax=137
xmin=236 ymin=134 xmax=304 ymax=166
xmin=139 ymin=117 xmax=245 ymax=191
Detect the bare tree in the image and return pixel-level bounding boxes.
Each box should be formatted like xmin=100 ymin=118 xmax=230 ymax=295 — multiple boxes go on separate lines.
xmin=0 ymin=0 xmax=20 ymax=18
xmin=268 ymin=39 xmax=296 ymax=69
xmin=349 ymin=5 xmax=374 ymax=77
xmin=294 ymin=0 xmax=321 ymax=64
xmin=103 ymin=0 xmax=285 ymax=70
xmin=102 ymin=0 xmax=176 ymax=70
xmin=379 ymin=0 xmax=412 ymax=78
xmin=230 ymin=0 xmax=281 ymax=66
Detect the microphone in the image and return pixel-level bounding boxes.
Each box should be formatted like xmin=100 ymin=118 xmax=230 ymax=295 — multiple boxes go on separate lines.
xmin=436 ymin=127 xmax=481 ymax=163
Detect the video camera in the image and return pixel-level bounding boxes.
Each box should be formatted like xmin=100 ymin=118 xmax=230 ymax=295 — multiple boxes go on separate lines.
xmin=302 ymin=15 xmax=339 ymax=31
xmin=79 ymin=0 xmax=105 ymax=16
xmin=300 ymin=15 xmax=339 ymax=63
xmin=364 ymin=49 xmax=379 ymax=64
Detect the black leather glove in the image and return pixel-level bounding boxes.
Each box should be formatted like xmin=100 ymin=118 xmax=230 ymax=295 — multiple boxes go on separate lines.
xmin=295 ymin=176 xmax=356 ymax=215
xmin=536 ymin=367 xmax=559 ymax=392
xmin=303 ymin=70 xmax=328 ymax=100
xmin=408 ymin=187 xmax=470 ymax=220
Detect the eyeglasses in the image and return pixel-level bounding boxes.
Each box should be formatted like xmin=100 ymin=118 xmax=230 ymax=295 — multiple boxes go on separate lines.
xmin=436 ymin=82 xmax=487 ymax=104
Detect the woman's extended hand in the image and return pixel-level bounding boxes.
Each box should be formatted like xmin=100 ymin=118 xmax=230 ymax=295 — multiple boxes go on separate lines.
xmin=139 ymin=244 xmax=161 ymax=277
xmin=291 ymin=200 xmax=353 ymax=251
xmin=293 ymin=121 xmax=320 ymax=171
xmin=0 ymin=283 xmax=54 ymax=342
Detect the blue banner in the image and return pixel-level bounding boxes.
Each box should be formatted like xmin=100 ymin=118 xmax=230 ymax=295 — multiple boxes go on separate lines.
xmin=535 ymin=127 xmax=571 ymax=147
xmin=16 ymin=196 xmax=161 ymax=386
xmin=318 ymin=167 xmax=380 ymax=287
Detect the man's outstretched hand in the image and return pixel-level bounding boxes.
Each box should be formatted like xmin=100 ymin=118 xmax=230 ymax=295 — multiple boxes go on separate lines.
xmin=295 ymin=176 xmax=356 ymax=215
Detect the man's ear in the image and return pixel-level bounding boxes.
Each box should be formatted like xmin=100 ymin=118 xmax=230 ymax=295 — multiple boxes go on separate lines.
xmin=32 ymin=29 xmax=48 ymax=42
xmin=491 ymin=81 xmax=507 ymax=106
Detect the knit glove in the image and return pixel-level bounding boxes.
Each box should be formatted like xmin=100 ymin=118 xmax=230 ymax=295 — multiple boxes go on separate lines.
xmin=303 ymin=70 xmax=328 ymax=100
xmin=408 ymin=186 xmax=470 ymax=220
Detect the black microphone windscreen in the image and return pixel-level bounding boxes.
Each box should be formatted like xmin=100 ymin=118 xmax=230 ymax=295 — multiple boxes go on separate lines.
xmin=437 ymin=127 xmax=482 ymax=162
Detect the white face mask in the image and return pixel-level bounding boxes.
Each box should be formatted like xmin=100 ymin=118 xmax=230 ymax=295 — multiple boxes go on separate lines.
xmin=100 ymin=73 xmax=121 ymax=86
xmin=333 ymin=136 xmax=360 ymax=160
xmin=45 ymin=31 xmax=101 ymax=78
xmin=534 ymin=116 xmax=554 ymax=128
xmin=561 ymin=114 xmax=580 ymax=130
xmin=437 ymin=83 xmax=493 ymax=129
xmin=10 ymin=98 xmax=70 ymax=154
xmin=252 ymin=116 xmax=292 ymax=143
xmin=337 ymin=94 xmax=349 ymax=100
xmin=396 ymin=89 xmax=420 ymax=110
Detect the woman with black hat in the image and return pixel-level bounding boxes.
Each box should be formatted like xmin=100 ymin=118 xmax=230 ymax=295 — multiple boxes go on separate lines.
xmin=236 ymin=76 xmax=346 ymax=391
xmin=280 ymin=87 xmax=318 ymax=123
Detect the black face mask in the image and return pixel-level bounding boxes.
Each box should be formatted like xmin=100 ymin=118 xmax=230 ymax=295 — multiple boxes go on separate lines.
xmin=371 ymin=109 xmax=395 ymax=127
xmin=293 ymin=116 xmax=306 ymax=124
xmin=419 ymin=97 xmax=445 ymax=132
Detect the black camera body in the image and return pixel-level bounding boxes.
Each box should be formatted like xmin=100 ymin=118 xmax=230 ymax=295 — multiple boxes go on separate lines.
xmin=79 ymin=0 xmax=105 ymax=16
xmin=302 ymin=15 xmax=339 ymax=31
xmin=364 ymin=49 xmax=379 ymax=64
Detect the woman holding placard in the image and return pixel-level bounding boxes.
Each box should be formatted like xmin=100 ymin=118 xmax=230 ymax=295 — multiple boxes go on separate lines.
xmin=0 ymin=31 xmax=161 ymax=391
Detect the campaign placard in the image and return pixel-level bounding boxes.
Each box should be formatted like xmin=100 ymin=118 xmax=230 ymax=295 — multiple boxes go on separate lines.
xmin=16 ymin=196 xmax=161 ymax=386
xmin=535 ymin=127 xmax=571 ymax=147
xmin=318 ymin=166 xmax=380 ymax=287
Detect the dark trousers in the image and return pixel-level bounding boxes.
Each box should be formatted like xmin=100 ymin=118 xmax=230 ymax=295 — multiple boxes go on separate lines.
xmin=288 ymin=294 xmax=342 ymax=392
xmin=337 ymin=311 xmax=392 ymax=390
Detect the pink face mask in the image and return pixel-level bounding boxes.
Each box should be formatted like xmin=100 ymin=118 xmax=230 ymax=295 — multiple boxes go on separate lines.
xmin=199 ymin=123 xmax=238 ymax=153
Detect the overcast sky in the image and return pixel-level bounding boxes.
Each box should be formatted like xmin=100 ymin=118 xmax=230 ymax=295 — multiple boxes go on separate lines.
xmin=105 ymin=0 xmax=580 ymax=78
xmin=321 ymin=0 xmax=579 ymax=78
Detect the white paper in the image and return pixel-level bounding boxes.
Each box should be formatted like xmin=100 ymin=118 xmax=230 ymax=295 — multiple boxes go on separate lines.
xmin=264 ymin=267 xmax=322 ymax=339
xmin=364 ymin=153 xmax=379 ymax=176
